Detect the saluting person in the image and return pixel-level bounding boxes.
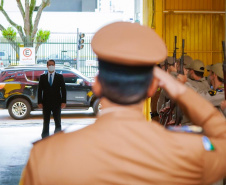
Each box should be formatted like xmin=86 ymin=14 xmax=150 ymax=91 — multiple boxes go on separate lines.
xmin=199 ymin=63 xmax=225 ymax=116
xmin=20 ymin=22 xmax=226 ymax=185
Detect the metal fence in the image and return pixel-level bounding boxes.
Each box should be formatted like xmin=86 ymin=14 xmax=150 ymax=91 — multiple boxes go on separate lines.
xmin=0 ymin=32 xmax=98 ymax=78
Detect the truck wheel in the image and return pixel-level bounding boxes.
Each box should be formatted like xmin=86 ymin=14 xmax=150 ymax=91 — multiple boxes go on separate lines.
xmin=93 ymin=99 xmax=101 ymax=116
xmin=8 ymin=98 xmax=31 ymax=120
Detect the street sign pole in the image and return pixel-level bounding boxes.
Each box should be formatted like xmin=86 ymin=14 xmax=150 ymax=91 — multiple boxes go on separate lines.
xmin=76 ymin=28 xmax=80 ymax=71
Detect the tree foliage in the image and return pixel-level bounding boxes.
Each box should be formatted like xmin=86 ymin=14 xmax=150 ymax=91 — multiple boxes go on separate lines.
xmin=35 ymin=29 xmax=50 ymax=53
xmin=2 ymin=27 xmax=17 ymax=41
xmin=36 ymin=29 xmax=50 ymax=43
xmin=0 ymin=0 xmax=51 ymax=59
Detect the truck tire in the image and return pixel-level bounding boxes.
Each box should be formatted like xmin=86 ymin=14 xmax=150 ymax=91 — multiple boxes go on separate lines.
xmin=93 ymin=99 xmax=101 ymax=116
xmin=8 ymin=98 xmax=31 ymax=120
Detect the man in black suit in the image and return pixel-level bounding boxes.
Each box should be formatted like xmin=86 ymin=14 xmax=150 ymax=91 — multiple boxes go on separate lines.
xmin=38 ymin=60 xmax=66 ymax=138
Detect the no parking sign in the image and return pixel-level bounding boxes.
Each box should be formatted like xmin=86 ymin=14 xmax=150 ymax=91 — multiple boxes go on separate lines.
xmin=19 ymin=47 xmax=35 ymax=65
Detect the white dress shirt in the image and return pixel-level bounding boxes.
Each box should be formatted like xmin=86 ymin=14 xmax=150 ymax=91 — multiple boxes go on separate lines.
xmin=48 ymin=72 xmax=55 ymax=85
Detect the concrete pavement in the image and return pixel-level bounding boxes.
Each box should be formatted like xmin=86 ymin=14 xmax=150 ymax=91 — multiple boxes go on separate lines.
xmin=0 ymin=109 xmax=96 ymax=185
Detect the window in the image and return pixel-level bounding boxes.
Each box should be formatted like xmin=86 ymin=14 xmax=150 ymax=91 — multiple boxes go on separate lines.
xmin=57 ymin=70 xmax=79 ymax=83
xmin=25 ymin=70 xmax=46 ymax=81
xmin=0 ymin=71 xmax=26 ymax=82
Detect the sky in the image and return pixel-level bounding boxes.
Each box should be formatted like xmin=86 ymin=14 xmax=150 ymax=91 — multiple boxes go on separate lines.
xmin=0 ymin=0 xmax=135 ymax=33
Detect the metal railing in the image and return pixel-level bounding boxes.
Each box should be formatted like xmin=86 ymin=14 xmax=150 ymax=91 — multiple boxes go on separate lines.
xmin=0 ymin=32 xmax=98 ymax=78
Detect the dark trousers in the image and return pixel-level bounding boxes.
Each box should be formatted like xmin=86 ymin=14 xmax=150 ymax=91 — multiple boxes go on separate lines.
xmin=41 ymin=105 xmax=61 ymax=139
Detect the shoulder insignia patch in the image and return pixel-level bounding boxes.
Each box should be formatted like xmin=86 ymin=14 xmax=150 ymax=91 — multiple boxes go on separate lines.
xmin=208 ymin=90 xmax=216 ymax=96
xmin=216 ymin=88 xmax=224 ymax=92
xmin=202 ymin=136 xmax=215 ymax=151
xmin=166 ymin=125 xmax=203 ymax=134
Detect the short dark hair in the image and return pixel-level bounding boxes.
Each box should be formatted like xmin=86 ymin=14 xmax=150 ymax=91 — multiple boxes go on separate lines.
xmin=98 ymin=59 xmax=154 ymax=105
xmin=47 ymin=60 xmax=55 ymax=65
xmin=194 ymin=70 xmax=204 ymax=78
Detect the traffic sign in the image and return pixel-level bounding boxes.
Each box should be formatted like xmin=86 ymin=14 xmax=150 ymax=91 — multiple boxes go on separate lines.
xmin=19 ymin=47 xmax=35 ymax=65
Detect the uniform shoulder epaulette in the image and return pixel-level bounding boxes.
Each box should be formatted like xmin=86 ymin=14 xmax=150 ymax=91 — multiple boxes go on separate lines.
xmin=166 ymin=125 xmax=203 ymax=134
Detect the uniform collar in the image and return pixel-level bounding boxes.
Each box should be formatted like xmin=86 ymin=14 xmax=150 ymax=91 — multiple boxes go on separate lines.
xmin=48 ymin=71 xmax=55 ymax=75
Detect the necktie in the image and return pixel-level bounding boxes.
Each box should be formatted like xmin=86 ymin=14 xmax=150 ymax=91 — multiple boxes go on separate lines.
xmin=49 ymin=74 xmax=52 ymax=86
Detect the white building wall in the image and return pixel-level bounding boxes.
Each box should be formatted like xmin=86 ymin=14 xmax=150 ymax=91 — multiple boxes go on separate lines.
xmin=0 ymin=0 xmax=134 ymax=34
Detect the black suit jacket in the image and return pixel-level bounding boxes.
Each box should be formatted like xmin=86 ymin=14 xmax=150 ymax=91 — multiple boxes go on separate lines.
xmin=38 ymin=72 xmax=66 ymax=107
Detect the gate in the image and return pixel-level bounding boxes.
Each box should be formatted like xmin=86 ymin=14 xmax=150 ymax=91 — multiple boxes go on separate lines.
xmin=0 ymin=32 xmax=98 ymax=78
